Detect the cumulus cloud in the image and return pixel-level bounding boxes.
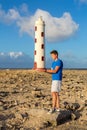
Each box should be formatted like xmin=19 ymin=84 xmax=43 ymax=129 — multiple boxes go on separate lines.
xmin=17 ymin=9 xmax=79 ymax=42
xmin=0 ymin=5 xmax=20 ymax=24
xmin=0 ymin=5 xmax=79 ymax=42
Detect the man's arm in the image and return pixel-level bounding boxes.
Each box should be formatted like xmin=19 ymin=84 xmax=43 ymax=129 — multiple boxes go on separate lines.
xmin=46 ymin=66 xmax=60 ymax=73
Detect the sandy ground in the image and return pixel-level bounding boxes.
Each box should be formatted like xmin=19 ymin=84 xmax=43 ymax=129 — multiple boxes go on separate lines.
xmin=0 ymin=69 xmax=87 ymax=130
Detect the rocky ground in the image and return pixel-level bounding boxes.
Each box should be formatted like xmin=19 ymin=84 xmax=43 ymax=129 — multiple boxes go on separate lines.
xmin=0 ymin=69 xmax=87 ymax=130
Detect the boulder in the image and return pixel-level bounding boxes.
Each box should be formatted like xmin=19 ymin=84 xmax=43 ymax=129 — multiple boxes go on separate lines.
xmin=27 ymin=109 xmax=72 ymax=128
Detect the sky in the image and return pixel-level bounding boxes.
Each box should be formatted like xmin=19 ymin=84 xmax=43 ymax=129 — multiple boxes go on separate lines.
xmin=0 ymin=0 xmax=87 ymax=68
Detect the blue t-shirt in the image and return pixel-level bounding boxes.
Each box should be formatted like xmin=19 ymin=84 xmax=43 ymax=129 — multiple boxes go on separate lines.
xmin=51 ymin=59 xmax=63 ymax=80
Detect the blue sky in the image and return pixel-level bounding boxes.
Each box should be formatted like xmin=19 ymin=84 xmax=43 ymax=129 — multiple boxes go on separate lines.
xmin=0 ymin=0 xmax=87 ymax=68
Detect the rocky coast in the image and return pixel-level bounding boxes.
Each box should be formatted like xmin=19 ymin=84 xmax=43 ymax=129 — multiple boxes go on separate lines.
xmin=0 ymin=69 xmax=87 ymax=130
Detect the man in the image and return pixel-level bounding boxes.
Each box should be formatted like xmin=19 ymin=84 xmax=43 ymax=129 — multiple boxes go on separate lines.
xmin=43 ymin=50 xmax=63 ymax=113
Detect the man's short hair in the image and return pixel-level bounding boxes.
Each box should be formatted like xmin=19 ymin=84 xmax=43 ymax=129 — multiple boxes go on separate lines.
xmin=50 ymin=50 xmax=58 ymax=56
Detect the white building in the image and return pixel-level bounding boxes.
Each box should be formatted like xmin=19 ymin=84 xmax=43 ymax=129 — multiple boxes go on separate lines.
xmin=33 ymin=16 xmax=45 ymax=70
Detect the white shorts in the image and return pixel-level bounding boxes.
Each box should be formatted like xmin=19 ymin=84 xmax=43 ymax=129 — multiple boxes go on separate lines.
xmin=51 ymin=80 xmax=62 ymax=92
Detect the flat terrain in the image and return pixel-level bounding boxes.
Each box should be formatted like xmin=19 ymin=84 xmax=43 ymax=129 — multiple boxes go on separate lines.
xmin=0 ymin=69 xmax=87 ymax=130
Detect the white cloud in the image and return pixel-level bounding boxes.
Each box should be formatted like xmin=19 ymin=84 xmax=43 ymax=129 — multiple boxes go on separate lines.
xmin=6 ymin=9 xmax=20 ymax=21
xmin=0 ymin=5 xmax=79 ymax=42
xmin=8 ymin=52 xmax=24 ymax=59
xmin=0 ymin=52 xmax=24 ymax=59
xmin=17 ymin=9 xmax=79 ymax=42
xmin=0 ymin=6 xmax=20 ymax=24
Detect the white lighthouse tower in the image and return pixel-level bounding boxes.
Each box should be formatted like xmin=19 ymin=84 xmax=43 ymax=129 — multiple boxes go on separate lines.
xmin=33 ymin=16 xmax=45 ymax=70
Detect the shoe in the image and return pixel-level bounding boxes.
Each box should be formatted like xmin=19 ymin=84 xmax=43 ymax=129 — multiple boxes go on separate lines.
xmin=48 ymin=108 xmax=55 ymax=114
xmin=55 ymin=108 xmax=60 ymax=112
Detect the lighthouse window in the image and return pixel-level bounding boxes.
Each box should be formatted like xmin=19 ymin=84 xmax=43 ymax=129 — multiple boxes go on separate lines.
xmin=42 ymin=56 xmax=44 ymax=61
xmin=41 ymin=32 xmax=44 ymax=37
xmin=34 ymin=50 xmax=36 ymax=55
xmin=35 ymin=26 xmax=37 ymax=31
xmin=35 ymin=38 xmax=37 ymax=43
xmin=41 ymin=44 xmax=44 ymax=49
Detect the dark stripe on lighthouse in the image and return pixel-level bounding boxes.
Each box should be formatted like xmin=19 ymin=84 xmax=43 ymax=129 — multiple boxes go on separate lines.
xmin=41 ymin=32 xmax=44 ymax=37
xmin=41 ymin=44 xmax=44 ymax=49
xmin=35 ymin=38 xmax=37 ymax=43
xmin=34 ymin=50 xmax=36 ymax=55
xmin=42 ymin=56 xmax=44 ymax=61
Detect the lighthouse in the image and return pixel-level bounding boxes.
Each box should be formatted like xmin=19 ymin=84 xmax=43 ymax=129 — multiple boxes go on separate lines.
xmin=33 ymin=16 xmax=45 ymax=70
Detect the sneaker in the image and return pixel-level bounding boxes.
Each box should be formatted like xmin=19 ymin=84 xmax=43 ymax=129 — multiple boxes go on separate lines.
xmin=55 ymin=108 xmax=60 ymax=112
xmin=48 ymin=108 xmax=55 ymax=114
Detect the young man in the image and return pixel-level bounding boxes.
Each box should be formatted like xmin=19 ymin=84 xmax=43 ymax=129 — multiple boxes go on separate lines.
xmin=44 ymin=50 xmax=63 ymax=113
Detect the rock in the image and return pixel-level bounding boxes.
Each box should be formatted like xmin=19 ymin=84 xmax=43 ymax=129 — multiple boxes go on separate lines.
xmin=71 ymin=112 xmax=77 ymax=120
xmin=41 ymin=121 xmax=52 ymax=128
xmin=85 ymin=100 xmax=87 ymax=106
xmin=63 ymin=102 xmax=80 ymax=111
xmin=56 ymin=110 xmax=71 ymax=125
xmin=20 ymin=128 xmax=24 ymax=130
xmin=28 ymin=109 xmax=72 ymax=127
xmin=72 ymin=103 xmax=80 ymax=110
xmin=0 ymin=126 xmax=6 ymax=130
xmin=34 ymin=102 xmax=39 ymax=107
xmin=0 ymin=91 xmax=9 ymax=97
xmin=6 ymin=123 xmax=13 ymax=129
xmin=15 ymin=113 xmax=23 ymax=120
xmin=21 ymin=112 xmax=28 ymax=119
xmin=43 ymin=101 xmax=51 ymax=105
xmin=0 ymin=106 xmax=4 ymax=111
xmin=64 ymin=102 xmax=70 ymax=109
xmin=31 ymin=90 xmax=42 ymax=98
xmin=0 ymin=101 xmax=3 ymax=106
xmin=0 ymin=113 xmax=15 ymax=122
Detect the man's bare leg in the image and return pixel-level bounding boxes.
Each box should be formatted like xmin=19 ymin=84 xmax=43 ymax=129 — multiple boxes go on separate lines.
xmin=56 ymin=92 xmax=60 ymax=109
xmin=52 ymin=92 xmax=56 ymax=109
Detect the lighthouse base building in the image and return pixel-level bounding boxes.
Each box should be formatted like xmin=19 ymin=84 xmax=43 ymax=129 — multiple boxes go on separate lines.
xmin=33 ymin=17 xmax=45 ymax=70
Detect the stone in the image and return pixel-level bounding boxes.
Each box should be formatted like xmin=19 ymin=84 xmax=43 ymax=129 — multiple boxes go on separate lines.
xmin=0 ymin=102 xmax=3 ymax=106
xmin=0 ymin=106 xmax=4 ymax=111
xmin=15 ymin=113 xmax=23 ymax=120
xmin=21 ymin=112 xmax=28 ymax=119
xmin=31 ymin=90 xmax=42 ymax=98
xmin=71 ymin=112 xmax=77 ymax=120
xmin=28 ymin=109 xmax=72 ymax=127
xmin=63 ymin=102 xmax=80 ymax=111
xmin=56 ymin=110 xmax=71 ymax=125
xmin=41 ymin=121 xmax=52 ymax=128
xmin=85 ymin=100 xmax=87 ymax=106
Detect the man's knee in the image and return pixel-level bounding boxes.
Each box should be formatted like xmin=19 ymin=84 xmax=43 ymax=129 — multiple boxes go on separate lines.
xmin=52 ymin=92 xmax=56 ymax=96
